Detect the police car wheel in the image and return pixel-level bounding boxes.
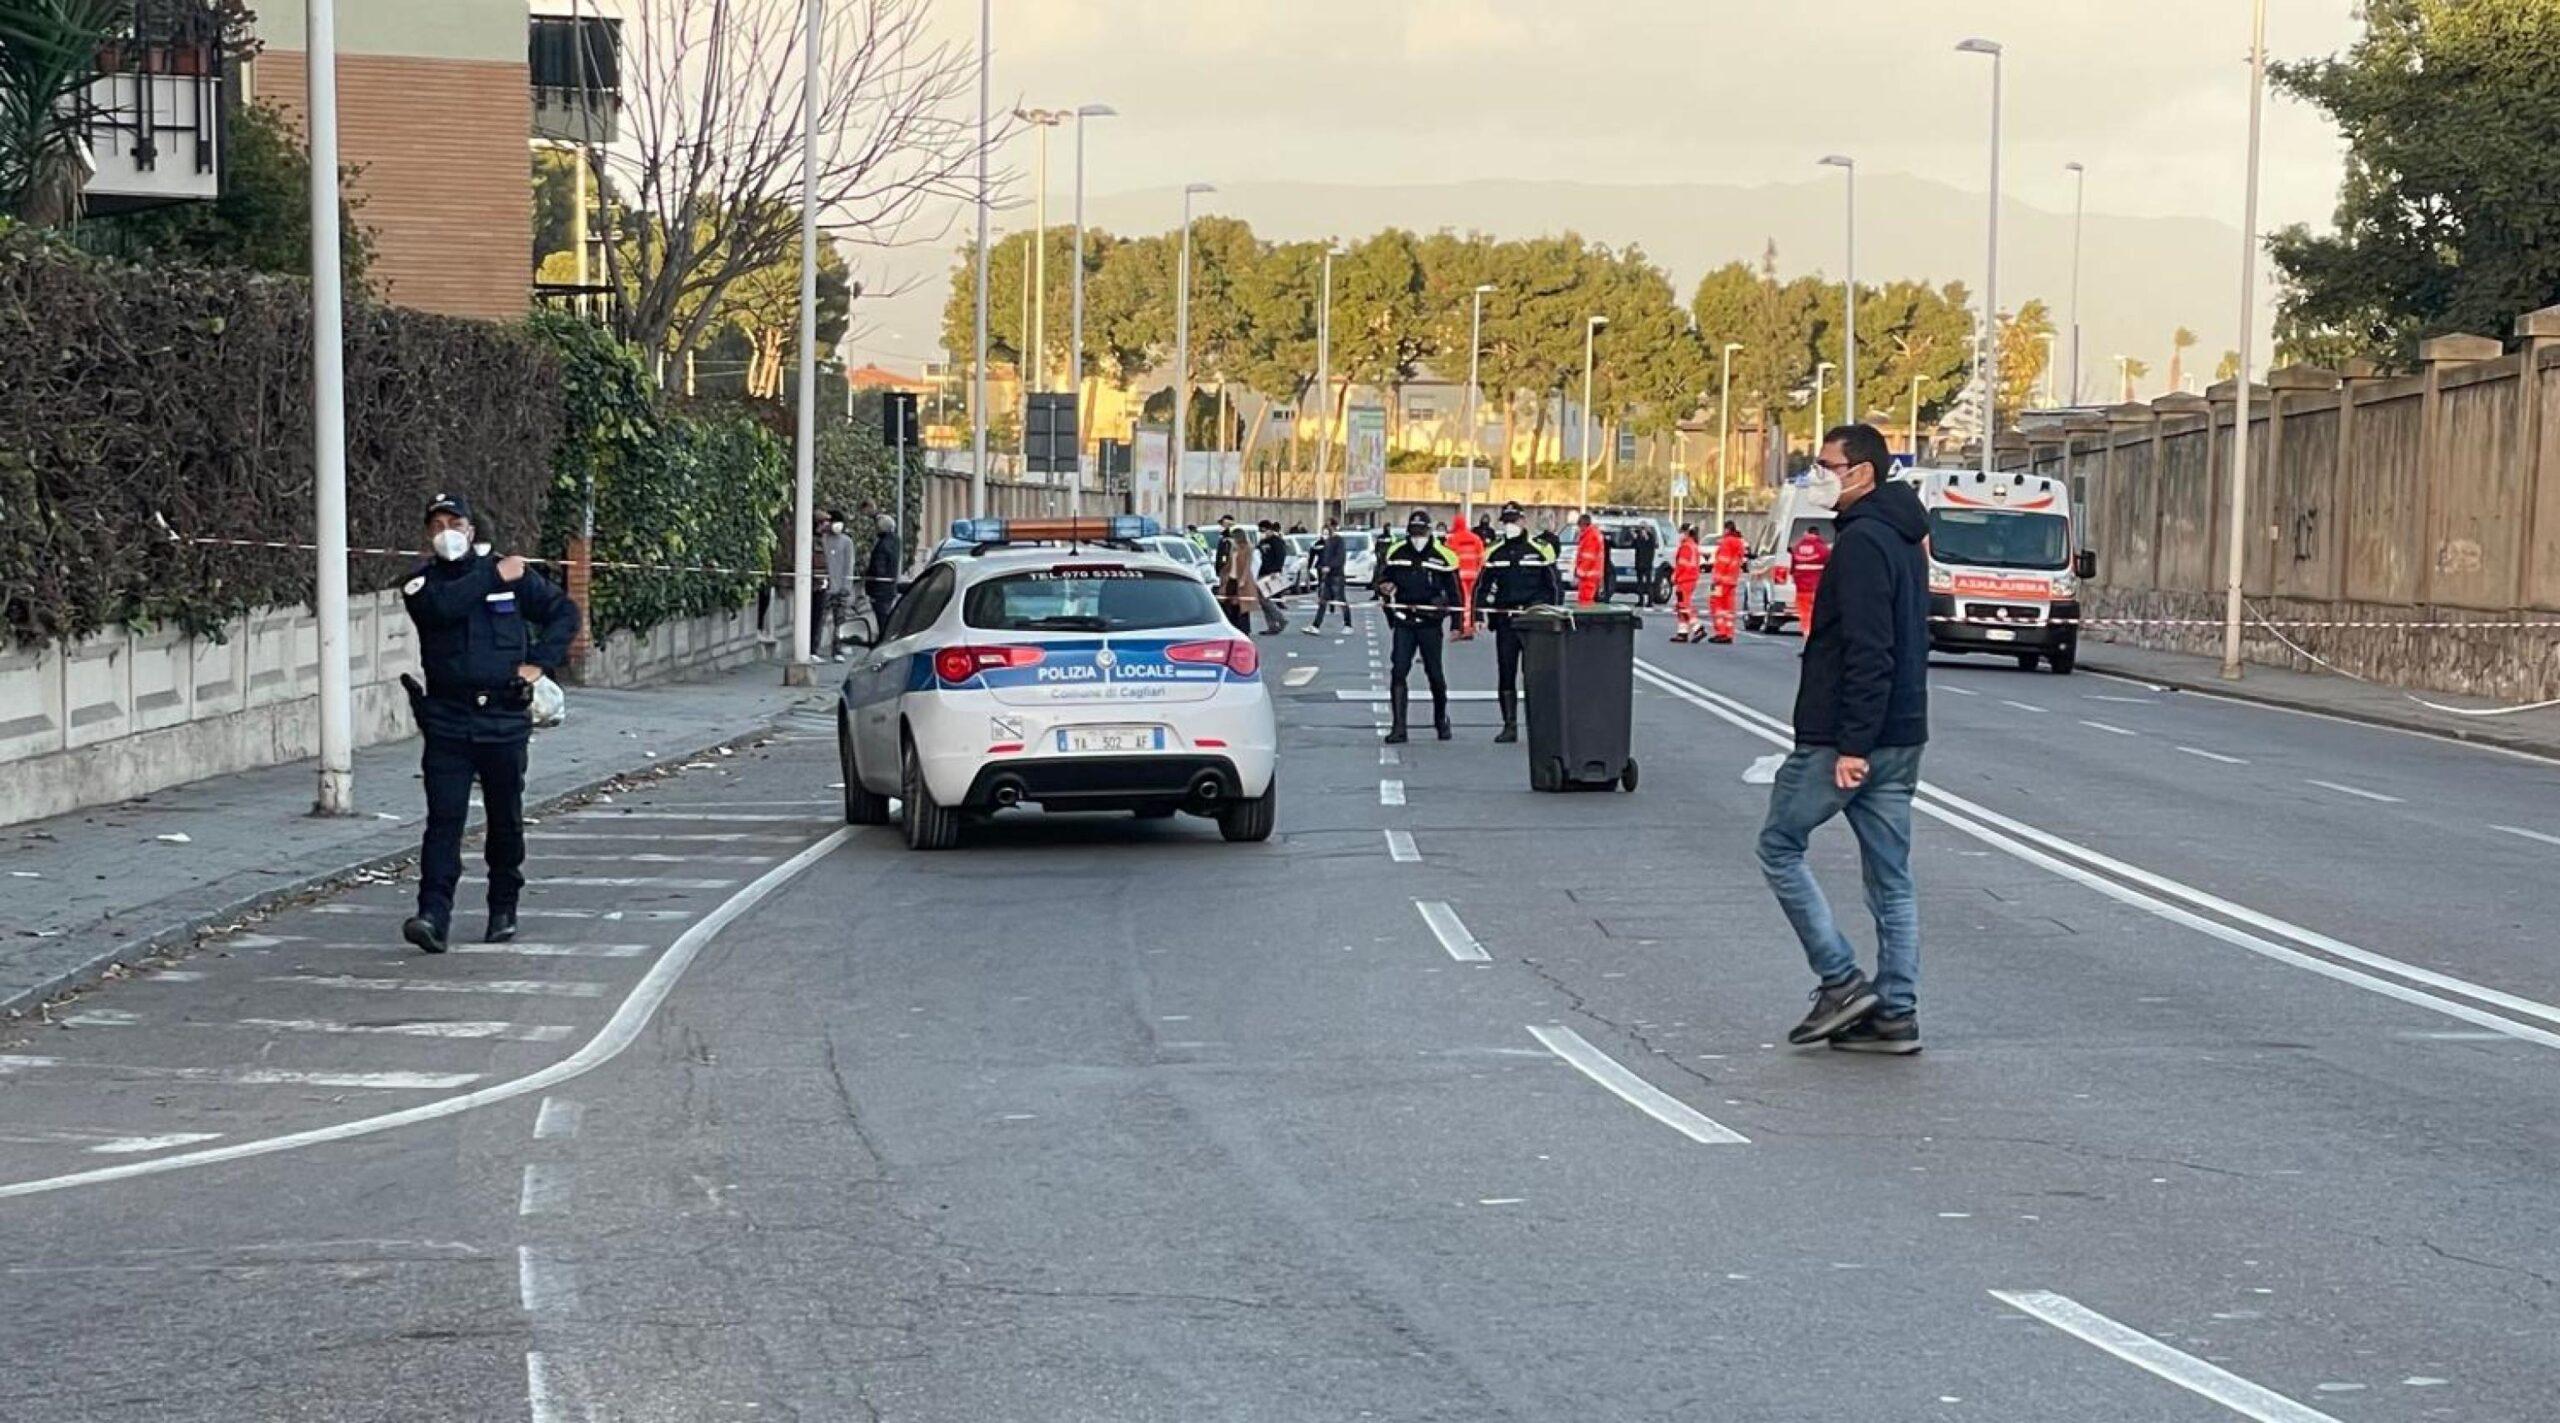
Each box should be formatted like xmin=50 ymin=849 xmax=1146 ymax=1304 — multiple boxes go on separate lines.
xmin=839 ymin=711 xmax=890 ymax=826
xmin=900 ymin=739 xmax=960 ymax=851
xmin=1217 ymin=779 xmax=1277 ymax=843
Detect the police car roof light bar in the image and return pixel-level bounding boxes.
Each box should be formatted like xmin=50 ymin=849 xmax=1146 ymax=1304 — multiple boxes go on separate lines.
xmin=948 ymin=515 xmax=1162 ymax=553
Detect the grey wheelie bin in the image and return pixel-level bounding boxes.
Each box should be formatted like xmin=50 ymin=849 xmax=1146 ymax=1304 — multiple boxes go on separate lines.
xmin=1514 ymin=604 xmax=1639 ymax=793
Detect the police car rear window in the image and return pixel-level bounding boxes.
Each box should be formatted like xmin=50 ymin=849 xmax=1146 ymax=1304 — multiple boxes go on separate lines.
xmin=962 ymin=569 xmax=1223 ymax=633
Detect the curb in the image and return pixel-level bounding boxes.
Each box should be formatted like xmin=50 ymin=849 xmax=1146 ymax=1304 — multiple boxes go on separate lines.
xmin=2078 ymin=657 xmax=2560 ymax=762
xmin=0 ymin=702 xmax=824 ymax=1019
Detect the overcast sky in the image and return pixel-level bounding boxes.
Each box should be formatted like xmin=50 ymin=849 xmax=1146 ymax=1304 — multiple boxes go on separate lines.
xmin=928 ymin=0 xmax=2360 ymax=230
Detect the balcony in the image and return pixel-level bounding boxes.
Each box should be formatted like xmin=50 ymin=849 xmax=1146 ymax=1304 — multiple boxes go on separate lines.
xmin=530 ymin=14 xmax=621 ymax=147
xmin=78 ymin=7 xmax=225 ymax=213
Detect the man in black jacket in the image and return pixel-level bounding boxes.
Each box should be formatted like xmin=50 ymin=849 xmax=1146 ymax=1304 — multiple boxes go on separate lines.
xmin=1374 ymin=509 xmax=1460 ymax=743
xmin=1471 ymin=500 xmax=1559 ymax=743
xmin=1302 ymin=522 xmax=1351 ymax=633
xmin=1756 ymin=423 xmax=1931 ymax=1055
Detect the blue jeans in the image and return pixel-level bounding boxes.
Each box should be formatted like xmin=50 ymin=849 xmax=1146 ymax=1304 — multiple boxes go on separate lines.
xmin=1756 ymin=744 xmax=1923 ymax=1016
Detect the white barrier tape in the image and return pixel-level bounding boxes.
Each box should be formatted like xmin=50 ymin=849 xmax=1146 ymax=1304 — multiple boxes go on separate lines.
xmin=2240 ymin=599 xmax=2560 ymax=718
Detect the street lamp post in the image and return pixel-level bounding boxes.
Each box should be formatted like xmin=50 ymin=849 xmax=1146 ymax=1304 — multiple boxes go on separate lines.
xmin=970 ymin=0 xmax=990 ymax=518
xmin=1311 ymin=241 xmax=1340 ymax=531
xmin=1014 ymin=108 xmax=1066 ymax=407
xmin=1069 ymin=103 xmax=1114 ymax=498
xmin=2038 ymin=331 xmax=2058 ymax=407
xmin=1819 ymin=154 xmax=1856 ymax=425
xmin=787 ymin=0 xmax=822 ymax=686
xmin=1957 ymin=36 xmax=2004 ymax=479
xmin=2117 ymin=353 xmax=2134 ymax=402
xmin=1464 ymin=283 xmax=1496 ymax=519
xmin=1811 ymin=360 xmax=1835 ymax=450
xmin=1171 ymin=182 xmax=1215 ymax=530
xmin=1715 ymin=341 xmax=1741 ymax=532
xmin=2224 ymin=0 xmax=2267 ymax=680
xmin=1580 ymin=314 xmax=1608 ymax=514
xmin=2065 ymin=159 xmax=2086 ymax=405
xmin=308 ymin=0 xmax=352 ymax=812
xmin=1909 ymin=372 xmax=1924 ymax=463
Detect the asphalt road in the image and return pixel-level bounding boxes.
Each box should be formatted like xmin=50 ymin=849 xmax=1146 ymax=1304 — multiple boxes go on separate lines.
xmin=2 ymin=602 xmax=2552 ymax=1421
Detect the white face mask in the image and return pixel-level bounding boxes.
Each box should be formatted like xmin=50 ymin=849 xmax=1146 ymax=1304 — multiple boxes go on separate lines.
xmin=431 ymin=528 xmax=471 ymax=562
xmin=1500 ymin=522 xmax=1522 ymax=540
xmin=1408 ymin=533 xmax=1429 ymax=550
xmin=1800 ymin=468 xmax=1843 ymax=511
xmin=830 ymin=521 xmax=846 ymax=534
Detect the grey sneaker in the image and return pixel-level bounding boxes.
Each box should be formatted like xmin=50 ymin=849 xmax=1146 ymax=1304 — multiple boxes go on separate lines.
xmin=1787 ymin=971 xmax=1879 ymax=1045
xmin=1830 ymin=1013 xmax=1922 ymax=1055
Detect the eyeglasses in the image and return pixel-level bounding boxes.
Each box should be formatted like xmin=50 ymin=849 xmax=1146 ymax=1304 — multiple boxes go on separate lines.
xmin=1814 ymin=457 xmax=1866 ymax=475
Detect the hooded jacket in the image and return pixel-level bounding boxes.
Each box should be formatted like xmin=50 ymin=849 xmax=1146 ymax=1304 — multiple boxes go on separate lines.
xmin=1791 ymin=479 xmax=1930 ymax=755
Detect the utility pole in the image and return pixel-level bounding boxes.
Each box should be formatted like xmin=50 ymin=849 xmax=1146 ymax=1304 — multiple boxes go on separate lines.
xmin=969 ymin=0 xmax=990 ymax=518
xmin=1819 ymin=154 xmax=1856 ymax=424
xmin=1957 ymin=37 xmax=2004 ymax=478
xmin=2065 ymin=159 xmax=2086 ymax=405
xmin=1312 ymin=242 xmax=1339 ymax=531
xmin=1171 ymin=182 xmax=1214 ymax=529
xmin=1715 ymin=341 xmax=1740 ymax=532
xmin=1465 ymin=283 xmax=1495 ymax=521
xmin=1580 ymin=314 xmax=1608 ymax=512
xmin=786 ymin=0 xmax=821 ymax=686
xmin=1069 ymin=104 xmax=1114 ymax=498
xmin=308 ymin=0 xmax=352 ymax=814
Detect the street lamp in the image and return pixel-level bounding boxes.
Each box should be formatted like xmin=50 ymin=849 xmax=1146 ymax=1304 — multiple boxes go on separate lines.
xmin=1464 ymin=283 xmax=1496 ymax=517
xmin=1311 ymin=240 xmax=1342 ymax=531
xmin=1715 ymin=341 xmax=1742 ymax=532
xmin=2116 ymin=353 xmax=2134 ymax=402
xmin=2038 ymin=331 xmax=2057 ymax=407
xmin=1013 ymin=108 xmax=1067 ymax=401
xmin=1580 ymin=314 xmax=1608 ymax=514
xmin=1171 ymin=182 xmax=1215 ymax=529
xmin=308 ymin=0 xmax=352 ymax=810
xmin=2224 ymin=0 xmax=2267 ymax=680
xmin=1956 ymin=35 xmax=2004 ymax=479
xmin=1909 ymin=372 xmax=1924 ymax=464
xmin=970 ymin=0 xmax=991 ymax=517
xmin=1069 ymin=103 xmax=1115 ymax=495
xmin=1818 ymin=154 xmax=1856 ymax=424
xmin=787 ymin=0 xmax=823 ymax=685
xmin=2064 ymin=159 xmax=2086 ymax=405
xmin=1811 ymin=360 xmax=1836 ymax=449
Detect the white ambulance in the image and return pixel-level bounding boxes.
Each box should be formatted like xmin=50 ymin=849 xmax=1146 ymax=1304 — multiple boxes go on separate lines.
xmin=1907 ymin=467 xmax=2097 ymax=674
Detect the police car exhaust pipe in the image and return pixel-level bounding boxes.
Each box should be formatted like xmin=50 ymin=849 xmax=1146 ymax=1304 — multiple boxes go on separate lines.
xmin=990 ymin=778 xmax=1025 ymax=808
xmin=1188 ymin=772 xmax=1225 ymax=806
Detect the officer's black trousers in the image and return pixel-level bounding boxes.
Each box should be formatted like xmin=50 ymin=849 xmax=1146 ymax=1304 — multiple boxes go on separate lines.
xmin=1493 ymin=622 xmax=1527 ymax=724
xmin=1389 ymin=621 xmax=1447 ymax=722
xmin=417 ymin=733 xmax=529 ymax=927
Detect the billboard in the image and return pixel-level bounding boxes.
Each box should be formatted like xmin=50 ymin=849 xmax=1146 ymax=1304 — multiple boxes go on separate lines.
xmin=1343 ymin=405 xmax=1388 ymax=511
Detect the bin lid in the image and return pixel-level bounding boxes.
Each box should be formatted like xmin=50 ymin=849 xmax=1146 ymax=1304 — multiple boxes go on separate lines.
xmin=1512 ymin=604 xmax=1642 ymax=632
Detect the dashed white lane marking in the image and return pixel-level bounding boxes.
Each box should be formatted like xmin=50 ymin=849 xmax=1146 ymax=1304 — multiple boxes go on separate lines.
xmin=2491 ymin=824 xmax=2560 ymax=849
xmin=464 ymin=875 xmax=738 ymax=889
xmin=0 ymin=829 xmax=852 ymax=1201
xmin=264 ymin=975 xmax=607 ymax=998
xmin=302 ymin=904 xmax=695 ymax=921
xmin=2084 ymin=694 xmax=2157 ymax=705
xmin=88 ymin=1133 xmax=223 ymax=1155
xmin=1415 ymin=901 xmax=1490 ymax=963
xmin=57 ymin=1010 xmax=137 ymax=1028
xmin=1937 ymin=685 xmax=1979 ymax=696
xmin=518 ymin=1162 xmax=571 ymax=1216
xmin=305 ymin=941 xmax=647 ymax=959
xmin=2178 ymin=746 xmax=2248 ymax=765
xmin=533 ymin=1097 xmax=582 ymax=1140
xmin=526 ymin=1352 xmax=564 ymax=1423
xmin=235 ymin=1017 xmax=573 ymax=1043
xmin=1379 ymin=780 xmax=1406 ymax=806
xmin=1991 ymin=1290 xmax=2341 ymax=1422
xmin=563 ymin=811 xmax=827 ymax=823
xmin=1385 ymin=830 xmax=1420 ymax=863
xmin=528 ymin=831 xmax=792 ymax=843
xmin=0 ymin=1056 xmax=478 ymax=1090
xmin=518 ymin=1245 xmax=580 ymax=1314
xmin=2000 ymin=699 xmax=2047 ymax=714
xmin=1379 ymin=747 xmax=1400 ymax=766
xmin=1526 ymin=1025 xmax=1749 ymax=1145
xmin=2306 ymin=778 xmax=2402 ymax=804
xmin=1282 ymin=666 xmax=1320 ymax=687
xmin=2079 ymin=720 xmax=2137 ymax=737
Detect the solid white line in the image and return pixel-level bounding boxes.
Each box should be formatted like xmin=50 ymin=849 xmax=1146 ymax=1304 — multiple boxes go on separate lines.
xmin=2087 ymin=668 xmax=2560 ymax=769
xmin=1334 ymin=689 xmax=1498 ymax=702
xmin=600 ymin=799 xmax=831 ymax=808
xmin=88 ymin=1133 xmax=223 ymax=1155
xmin=533 ymin=1097 xmax=582 ymax=1141
xmin=234 ymin=1017 xmax=572 ymax=1043
xmin=465 ymin=875 xmax=738 ymax=889
xmin=2177 ymin=746 xmax=2248 ymax=765
xmin=528 ymin=831 xmax=787 ymax=843
xmin=1415 ymin=901 xmax=1490 ymax=962
xmin=1380 ymin=780 xmax=1406 ymax=806
xmin=1526 ymin=1025 xmax=1749 ymax=1146
xmin=1991 ymin=1290 xmax=2341 ymax=1423
xmin=543 ymin=853 xmax=776 ymax=865
xmin=0 ymin=828 xmax=853 ymax=1200
xmin=0 ymin=1056 xmax=478 ymax=1090
xmin=2494 ymin=824 xmax=2560 ymax=848
xmin=2084 ymin=694 xmax=2158 ymax=705
xmin=2079 ymin=720 xmax=2137 ymax=737
xmin=303 ymin=904 xmax=695 ymax=921
xmin=519 ymin=1162 xmax=570 ymax=1217
xmin=564 ymin=811 xmax=826 ymax=823
xmin=2306 ymin=778 xmax=2401 ymax=804
xmin=1384 ymin=829 xmax=1420 ymax=864
xmin=2000 ymin=699 xmax=2047 ymax=714
xmin=518 ymin=1245 xmax=579 ymax=1314
xmin=264 ymin=976 xmax=607 ymax=998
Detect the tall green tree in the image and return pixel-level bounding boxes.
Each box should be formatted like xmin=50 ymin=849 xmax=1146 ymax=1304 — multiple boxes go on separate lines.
xmin=2269 ymin=0 xmax=2560 ymax=370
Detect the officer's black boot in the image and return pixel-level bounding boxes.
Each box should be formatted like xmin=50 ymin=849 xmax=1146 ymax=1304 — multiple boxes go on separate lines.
xmin=402 ymin=915 xmax=449 ymax=955
xmin=1433 ymin=695 xmax=1452 ymax=741
xmin=1384 ymin=693 xmax=1410 ymax=744
xmin=1495 ymin=689 xmax=1518 ymax=743
xmin=484 ymin=908 xmax=519 ymax=944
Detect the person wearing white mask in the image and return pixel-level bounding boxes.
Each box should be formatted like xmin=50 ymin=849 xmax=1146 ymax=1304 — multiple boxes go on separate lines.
xmin=1372 ymin=508 xmax=1460 ymax=742
xmin=1471 ymin=500 xmax=1559 ymax=743
xmin=819 ymin=510 xmax=856 ymax=660
xmin=399 ymin=493 xmax=580 ymax=955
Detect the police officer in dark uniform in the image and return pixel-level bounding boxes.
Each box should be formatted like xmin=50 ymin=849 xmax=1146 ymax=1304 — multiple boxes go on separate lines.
xmin=1473 ymin=499 xmax=1561 ymax=743
xmin=399 ymin=494 xmax=580 ymax=954
xmin=1374 ymin=507 xmax=1460 ymax=744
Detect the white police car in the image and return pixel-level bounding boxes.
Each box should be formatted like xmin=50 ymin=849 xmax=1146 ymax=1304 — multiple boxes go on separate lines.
xmin=836 ymin=516 xmax=1279 ymax=850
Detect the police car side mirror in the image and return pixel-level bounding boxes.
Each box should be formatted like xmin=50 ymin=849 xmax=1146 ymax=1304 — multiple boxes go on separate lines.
xmin=2075 ymin=549 xmax=2098 ymax=580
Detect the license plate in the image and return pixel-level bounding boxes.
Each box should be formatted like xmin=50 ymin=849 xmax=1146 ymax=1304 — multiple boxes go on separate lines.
xmin=1986 ymin=628 xmax=2017 ymax=642
xmin=1057 ymin=725 xmax=1165 ymax=753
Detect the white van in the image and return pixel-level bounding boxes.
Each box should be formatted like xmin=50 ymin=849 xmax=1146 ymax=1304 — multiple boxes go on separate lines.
xmin=1907 ymin=466 xmax=2097 ymax=674
xmin=1739 ymin=478 xmax=1836 ymax=634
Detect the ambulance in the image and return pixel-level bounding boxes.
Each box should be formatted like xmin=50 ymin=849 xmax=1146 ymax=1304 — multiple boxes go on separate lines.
xmin=1906 ymin=467 xmax=2098 ymax=674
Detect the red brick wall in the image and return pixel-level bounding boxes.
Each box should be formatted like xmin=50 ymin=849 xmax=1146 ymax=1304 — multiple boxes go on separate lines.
xmin=255 ymin=51 xmax=531 ymax=322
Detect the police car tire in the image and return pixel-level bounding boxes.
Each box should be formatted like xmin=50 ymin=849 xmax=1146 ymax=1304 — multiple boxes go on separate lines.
xmin=1217 ymin=780 xmax=1277 ymax=843
xmin=839 ymin=712 xmax=891 ymax=826
xmin=900 ymin=740 xmax=960 ymax=851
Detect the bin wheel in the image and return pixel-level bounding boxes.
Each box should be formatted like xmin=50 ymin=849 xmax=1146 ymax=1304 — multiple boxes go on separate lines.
xmin=1620 ymin=759 xmax=1639 ymax=793
xmin=1535 ymin=756 xmax=1566 ymax=793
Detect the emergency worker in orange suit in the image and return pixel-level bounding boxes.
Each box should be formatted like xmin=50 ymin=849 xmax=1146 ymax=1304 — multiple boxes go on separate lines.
xmin=1790 ymin=524 xmax=1832 ymax=641
xmin=1669 ymin=525 xmax=1704 ymax=641
xmin=1710 ymin=520 xmax=1748 ymax=644
xmin=1573 ymin=513 xmax=1607 ymax=605
xmin=1446 ymin=518 xmax=1486 ymax=639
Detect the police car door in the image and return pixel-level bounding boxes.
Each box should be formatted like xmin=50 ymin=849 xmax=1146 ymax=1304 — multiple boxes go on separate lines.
xmin=852 ymin=564 xmax=953 ymax=778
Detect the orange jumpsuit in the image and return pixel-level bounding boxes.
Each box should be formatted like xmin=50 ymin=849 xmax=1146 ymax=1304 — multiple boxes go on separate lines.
xmin=1447 ymin=523 xmax=1486 ymax=638
xmin=1671 ymin=534 xmax=1703 ymax=640
xmin=1710 ymin=530 xmax=1746 ymax=641
xmin=1790 ymin=529 xmax=1831 ymax=639
xmin=1573 ymin=524 xmax=1607 ymax=605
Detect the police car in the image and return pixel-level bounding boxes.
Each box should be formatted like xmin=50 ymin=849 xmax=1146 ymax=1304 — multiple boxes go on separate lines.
xmin=836 ymin=516 xmax=1279 ymax=850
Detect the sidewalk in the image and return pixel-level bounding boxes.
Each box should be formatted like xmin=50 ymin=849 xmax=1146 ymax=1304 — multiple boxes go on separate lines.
xmin=1 ymin=660 xmax=828 ymax=1013
xmin=2076 ymin=637 xmax=2560 ymax=761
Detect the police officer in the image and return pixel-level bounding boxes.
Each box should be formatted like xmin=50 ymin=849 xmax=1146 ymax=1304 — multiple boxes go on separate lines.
xmin=1472 ymin=500 xmax=1560 ymax=743
xmin=1374 ymin=507 xmax=1460 ymax=743
xmin=399 ymin=494 xmax=580 ymax=954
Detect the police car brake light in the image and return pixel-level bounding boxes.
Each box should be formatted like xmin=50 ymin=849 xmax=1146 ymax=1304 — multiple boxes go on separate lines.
xmin=933 ymin=644 xmax=1045 ymax=683
xmin=1168 ymin=638 xmax=1258 ymax=678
